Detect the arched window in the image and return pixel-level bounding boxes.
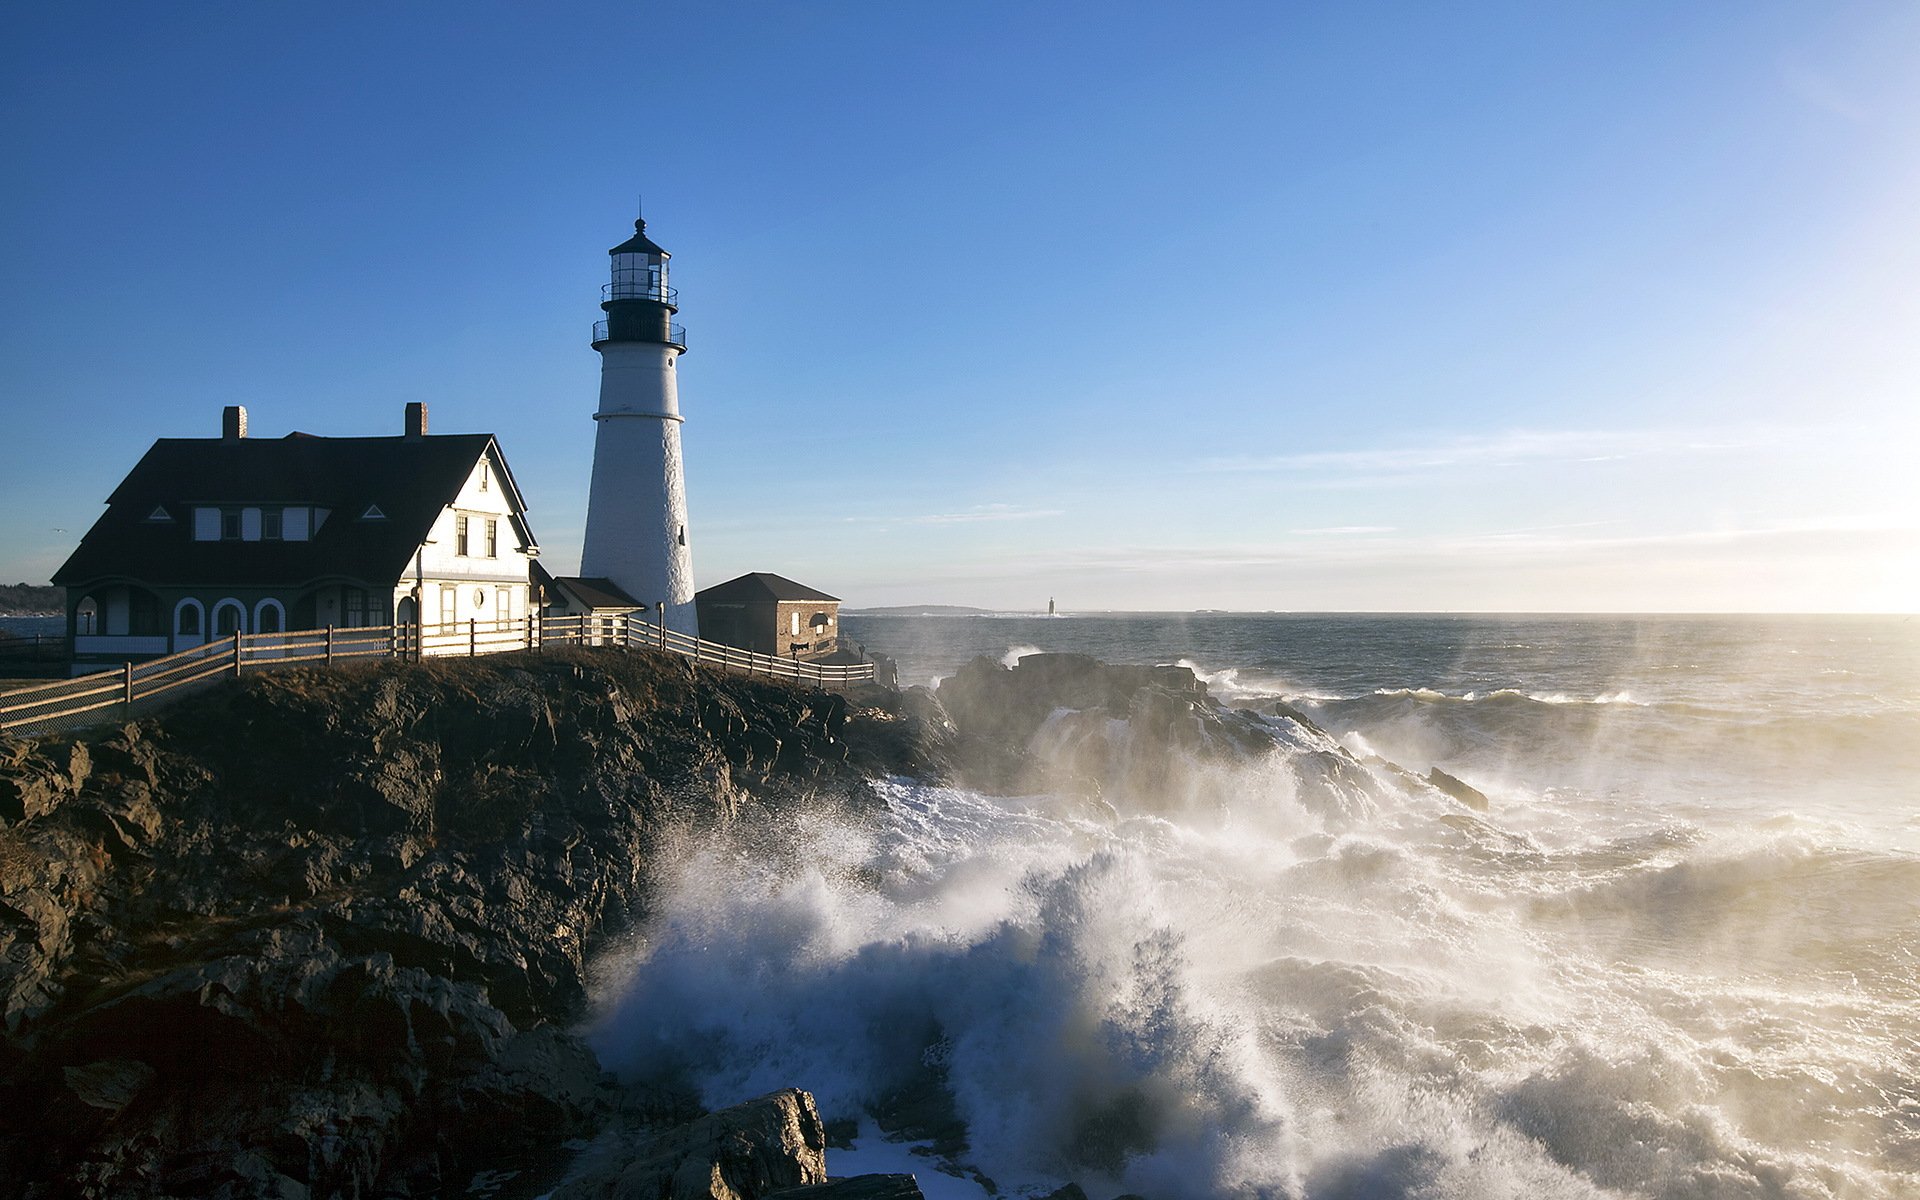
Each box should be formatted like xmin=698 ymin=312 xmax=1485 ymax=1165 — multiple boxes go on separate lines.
xmin=253 ymin=599 xmax=285 ymax=634
xmin=75 ymin=596 xmax=99 ymax=636
xmin=212 ymin=600 xmax=247 ymax=638
xmin=174 ymin=599 xmax=204 ymax=636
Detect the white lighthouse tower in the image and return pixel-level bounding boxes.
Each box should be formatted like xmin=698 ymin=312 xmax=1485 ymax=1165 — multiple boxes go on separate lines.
xmin=579 ymin=218 xmax=698 ymax=635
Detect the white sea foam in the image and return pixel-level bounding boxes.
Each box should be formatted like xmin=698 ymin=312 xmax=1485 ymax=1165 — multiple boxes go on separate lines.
xmin=586 ymin=616 xmax=1920 ymax=1197
xmin=1001 ymin=643 xmax=1045 ymax=668
xmin=585 ymin=718 xmax=1918 ymax=1198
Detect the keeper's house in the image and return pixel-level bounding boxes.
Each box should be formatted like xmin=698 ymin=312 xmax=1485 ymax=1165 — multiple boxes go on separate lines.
xmin=694 ymin=572 xmax=843 ymax=660
xmin=52 ymin=403 xmax=539 ymax=671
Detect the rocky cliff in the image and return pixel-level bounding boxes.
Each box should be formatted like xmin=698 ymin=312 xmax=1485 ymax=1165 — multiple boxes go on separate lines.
xmin=0 ymin=648 xmax=908 ymax=1198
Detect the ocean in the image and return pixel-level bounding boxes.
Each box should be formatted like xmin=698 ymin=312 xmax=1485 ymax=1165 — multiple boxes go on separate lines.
xmin=585 ymin=613 xmax=1919 ymax=1199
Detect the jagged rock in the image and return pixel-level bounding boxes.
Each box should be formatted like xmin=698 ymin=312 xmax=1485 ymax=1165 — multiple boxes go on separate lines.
xmin=0 ymin=649 xmax=907 ymax=1199
xmin=773 ymin=1175 xmax=925 ymax=1199
xmin=0 ymin=740 xmax=89 ymax=824
xmin=1426 ymin=766 xmax=1490 ymax=811
xmin=553 ymin=1089 xmax=828 ymax=1200
xmin=822 ymin=1116 xmax=859 ymax=1150
xmin=60 ymin=1057 xmax=155 ymax=1112
xmin=1040 ymin=1186 xmax=1089 ymax=1200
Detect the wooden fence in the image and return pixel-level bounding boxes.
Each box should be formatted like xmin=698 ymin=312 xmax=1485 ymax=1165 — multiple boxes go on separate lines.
xmin=0 ymin=614 xmax=874 ymax=739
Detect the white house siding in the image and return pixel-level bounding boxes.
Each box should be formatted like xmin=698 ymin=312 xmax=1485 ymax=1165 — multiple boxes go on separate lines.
xmin=410 ymin=449 xmax=534 ymax=631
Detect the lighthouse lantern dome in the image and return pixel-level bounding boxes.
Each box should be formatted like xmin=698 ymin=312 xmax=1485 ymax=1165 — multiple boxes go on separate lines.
xmin=608 ymin=219 xmax=671 ymax=303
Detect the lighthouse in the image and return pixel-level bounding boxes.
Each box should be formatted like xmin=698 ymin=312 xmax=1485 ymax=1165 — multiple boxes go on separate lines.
xmin=579 ymin=218 xmax=698 ymax=635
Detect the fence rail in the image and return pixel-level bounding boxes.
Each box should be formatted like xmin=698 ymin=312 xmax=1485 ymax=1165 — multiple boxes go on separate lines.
xmin=0 ymin=614 xmax=874 ymax=739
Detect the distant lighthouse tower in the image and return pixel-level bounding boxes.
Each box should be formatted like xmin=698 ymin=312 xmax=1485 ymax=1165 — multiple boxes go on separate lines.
xmin=579 ymin=217 xmax=698 ymax=635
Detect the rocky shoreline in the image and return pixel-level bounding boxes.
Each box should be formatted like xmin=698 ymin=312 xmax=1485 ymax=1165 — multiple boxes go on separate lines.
xmin=0 ymin=646 xmax=1479 ymax=1198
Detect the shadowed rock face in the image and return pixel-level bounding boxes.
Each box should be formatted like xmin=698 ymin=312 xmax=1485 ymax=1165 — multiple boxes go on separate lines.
xmin=0 ymin=649 xmax=903 ymax=1199
xmin=552 ymin=1088 xmax=830 ymax=1200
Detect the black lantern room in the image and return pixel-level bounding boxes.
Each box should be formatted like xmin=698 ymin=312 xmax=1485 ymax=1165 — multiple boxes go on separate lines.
xmin=594 ymin=219 xmax=686 ymax=351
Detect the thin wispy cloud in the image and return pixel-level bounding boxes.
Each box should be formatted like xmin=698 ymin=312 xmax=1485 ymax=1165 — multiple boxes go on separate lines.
xmin=1200 ymin=426 xmax=1794 ymax=477
xmin=844 ymin=503 xmax=1064 ymax=528
xmin=925 ymin=514 xmax=1916 ymax=579
xmin=1290 ymin=525 xmax=1396 ymax=535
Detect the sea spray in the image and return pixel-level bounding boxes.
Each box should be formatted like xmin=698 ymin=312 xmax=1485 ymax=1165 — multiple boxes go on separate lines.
xmin=589 ymin=617 xmax=1920 ymax=1198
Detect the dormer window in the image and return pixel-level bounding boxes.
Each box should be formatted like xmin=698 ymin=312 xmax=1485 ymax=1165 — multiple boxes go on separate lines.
xmin=146 ymin=505 xmax=172 ymax=522
xmin=361 ymin=504 xmax=386 ymax=520
xmin=478 ymin=463 xmax=489 ymax=492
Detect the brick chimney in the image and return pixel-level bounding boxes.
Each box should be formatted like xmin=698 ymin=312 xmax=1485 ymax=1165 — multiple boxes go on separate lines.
xmin=222 ymin=405 xmax=248 ymax=441
xmin=404 ymin=402 xmax=428 ymax=440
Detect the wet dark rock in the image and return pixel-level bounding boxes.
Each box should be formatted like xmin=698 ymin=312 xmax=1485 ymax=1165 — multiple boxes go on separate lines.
xmin=1426 ymin=767 xmax=1491 ymax=811
xmin=1039 ymin=1185 xmax=1089 ymax=1200
xmin=822 ymin=1116 xmax=860 ymax=1150
xmin=552 ymin=1088 xmax=828 ymax=1200
xmin=932 ymin=652 xmax=1380 ymax=815
xmin=773 ymin=1175 xmax=925 ymax=1199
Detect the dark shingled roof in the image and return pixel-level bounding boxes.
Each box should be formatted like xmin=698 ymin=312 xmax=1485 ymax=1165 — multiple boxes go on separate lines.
xmin=53 ymin=434 xmax=532 ymax=589
xmin=694 ymin=572 xmax=840 ymax=604
xmin=609 ymin=219 xmax=668 ymax=258
xmin=554 ymin=576 xmax=643 ymax=611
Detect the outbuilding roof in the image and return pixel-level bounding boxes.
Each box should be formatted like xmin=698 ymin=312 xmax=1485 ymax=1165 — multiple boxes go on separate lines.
xmin=694 ymin=572 xmax=841 ymax=604
xmin=53 ymin=433 xmax=532 ymax=589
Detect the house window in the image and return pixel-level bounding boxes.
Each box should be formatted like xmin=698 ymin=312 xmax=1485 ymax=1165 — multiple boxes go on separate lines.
xmin=440 ymin=584 xmax=457 ymax=627
xmin=194 ymin=508 xmax=220 ymax=541
xmin=283 ymin=507 xmax=310 ymax=541
xmin=791 ymin=611 xmax=800 ymax=636
xmin=213 ymin=601 xmax=246 ymax=637
xmin=262 ymin=509 xmax=283 ymax=540
xmin=456 ymin=515 xmax=470 ymax=556
xmin=129 ymin=590 xmax=163 ymax=636
xmin=478 ymin=464 xmax=489 ymax=492
xmin=344 ymin=588 xmax=372 ymax=628
xmin=221 ymin=509 xmax=243 ymax=540
xmin=485 ymin=519 xmax=498 ymax=558
xmin=175 ymin=601 xmax=202 ymax=637
xmin=496 ymin=587 xmax=512 ymax=621
xmin=75 ymin=596 xmax=99 ymax=635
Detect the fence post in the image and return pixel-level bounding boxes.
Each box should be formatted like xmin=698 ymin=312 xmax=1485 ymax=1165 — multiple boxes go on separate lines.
xmin=469 ymin=619 xmax=477 ymax=657
xmin=325 ymin=624 xmax=334 ymax=666
xmin=232 ymin=631 xmax=243 ymax=677
xmin=526 ymin=613 xmax=533 ymax=651
xmin=123 ymin=661 xmax=133 ymax=709
xmin=388 ymin=621 xmax=397 ymax=659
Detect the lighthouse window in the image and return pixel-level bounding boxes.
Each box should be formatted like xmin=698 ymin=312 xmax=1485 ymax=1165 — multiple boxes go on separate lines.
xmin=456 ymin=515 xmax=470 ymax=556
xmin=485 ymin=519 xmax=498 ymax=558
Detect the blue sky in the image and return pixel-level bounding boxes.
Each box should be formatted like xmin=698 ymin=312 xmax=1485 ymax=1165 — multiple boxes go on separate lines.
xmin=3 ymin=2 xmax=1916 ymax=611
